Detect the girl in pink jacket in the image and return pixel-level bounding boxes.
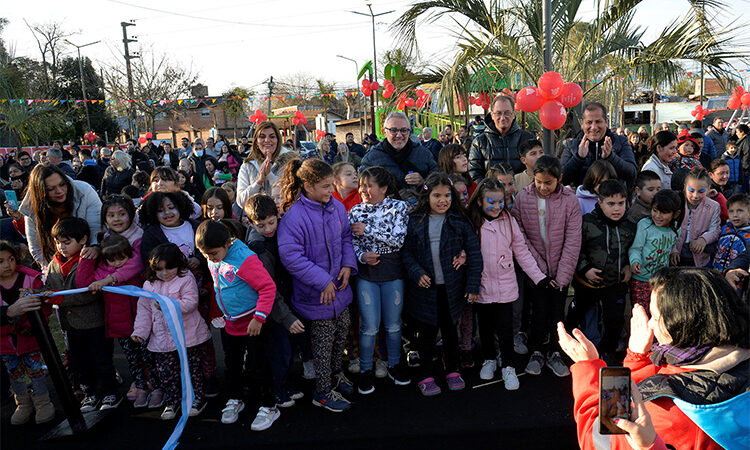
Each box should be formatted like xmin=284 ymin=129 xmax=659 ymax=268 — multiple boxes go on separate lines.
xmin=670 ymin=167 xmax=721 ymax=267
xmin=511 ymin=155 xmax=582 ymax=378
xmin=132 ymin=243 xmax=211 ymax=421
xmin=467 ymin=179 xmax=552 ymax=390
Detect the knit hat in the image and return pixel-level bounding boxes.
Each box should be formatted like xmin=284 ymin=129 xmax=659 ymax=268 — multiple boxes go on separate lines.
xmin=677 ymin=129 xmax=700 ymax=155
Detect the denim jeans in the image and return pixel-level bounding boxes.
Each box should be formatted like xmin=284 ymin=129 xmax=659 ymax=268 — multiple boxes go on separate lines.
xmin=357 ymin=278 xmax=404 ymax=371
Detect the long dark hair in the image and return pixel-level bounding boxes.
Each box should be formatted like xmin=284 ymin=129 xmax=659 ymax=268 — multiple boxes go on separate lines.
xmin=246 ymin=121 xmax=282 ymax=163
xmin=99 ymin=194 xmax=137 ymax=241
xmin=358 ymin=166 xmax=400 ymax=199
xmin=146 ymin=243 xmax=188 ymax=282
xmin=437 ymin=144 xmax=471 ymax=185
xmin=648 ymin=130 xmax=677 ymax=158
xmin=412 ymin=172 xmax=465 ymax=220
xmin=201 ymin=187 xmax=233 ymax=220
xmin=28 ymin=164 xmax=75 ymax=261
xmin=466 ymin=178 xmax=507 ymax=232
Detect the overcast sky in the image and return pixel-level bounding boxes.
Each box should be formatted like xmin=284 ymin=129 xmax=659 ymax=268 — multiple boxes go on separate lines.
xmin=3 ymin=0 xmax=748 ymax=97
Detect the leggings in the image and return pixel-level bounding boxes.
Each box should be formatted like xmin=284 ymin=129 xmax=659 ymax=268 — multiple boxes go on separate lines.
xmin=309 ymin=308 xmax=351 ymax=394
xmin=475 ymin=302 xmax=517 ymax=369
xmin=155 ymin=345 xmax=205 ymax=407
xmin=220 ymin=328 xmax=274 ymax=407
xmin=413 ymin=285 xmax=460 ymax=381
xmin=118 ymin=337 xmax=152 ymax=390
xmin=457 ymin=303 xmax=473 ymax=352
xmin=1 ymin=351 xmax=47 ymax=396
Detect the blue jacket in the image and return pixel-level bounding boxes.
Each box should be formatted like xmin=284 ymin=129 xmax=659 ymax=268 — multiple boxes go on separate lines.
xmin=422 ymin=138 xmax=443 ymax=161
xmin=561 ymin=130 xmax=637 ymax=186
xmin=712 ymin=223 xmax=750 ymax=273
xmin=359 ymin=140 xmax=438 ymax=190
xmin=722 ymin=152 xmax=742 ymax=185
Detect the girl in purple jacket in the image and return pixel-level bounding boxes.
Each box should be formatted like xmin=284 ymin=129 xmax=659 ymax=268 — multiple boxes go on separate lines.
xmin=277 ymin=159 xmax=357 ymax=413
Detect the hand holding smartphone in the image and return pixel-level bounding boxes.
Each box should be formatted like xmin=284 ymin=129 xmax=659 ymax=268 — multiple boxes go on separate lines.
xmin=599 ymin=367 xmax=631 ymax=435
xmin=4 ymin=190 xmax=18 ymax=210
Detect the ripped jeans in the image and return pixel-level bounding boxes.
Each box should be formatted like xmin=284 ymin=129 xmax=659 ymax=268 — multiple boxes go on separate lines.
xmin=356 ymin=278 xmax=404 ymax=371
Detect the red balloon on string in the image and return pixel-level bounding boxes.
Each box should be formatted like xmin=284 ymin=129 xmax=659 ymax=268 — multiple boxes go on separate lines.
xmin=383 ymin=89 xmax=393 ymax=99
xmin=516 ymin=87 xmax=545 ymax=113
xmin=145 ymin=132 xmax=153 ymax=139
xmin=538 ymin=71 xmax=564 ymax=100
xmin=370 ymin=82 xmax=380 ymax=91
xmin=405 ymin=98 xmax=415 ymax=107
xmin=539 ymin=100 xmax=567 ymax=130
xmin=728 ymin=96 xmax=741 ymax=110
xmin=292 ymin=118 xmax=300 ymax=125
xmin=559 ymin=83 xmax=583 ymax=108
xmin=742 ymin=92 xmax=750 ymax=107
xmin=362 ymin=87 xmax=372 ymax=97
xmin=138 ymin=137 xmax=147 ymax=144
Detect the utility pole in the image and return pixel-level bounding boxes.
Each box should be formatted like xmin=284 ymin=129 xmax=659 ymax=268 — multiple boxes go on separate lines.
xmin=121 ymin=21 xmax=139 ymax=139
xmin=541 ymin=0 xmax=554 ymax=154
xmin=350 ymin=3 xmax=394 ymax=108
xmin=65 ymin=39 xmax=100 ymax=132
xmin=267 ymin=76 xmax=275 ymax=117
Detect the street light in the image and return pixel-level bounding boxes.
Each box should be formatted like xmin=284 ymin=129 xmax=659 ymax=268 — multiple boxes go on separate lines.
xmin=65 ymin=39 xmax=101 ymax=131
xmin=337 ymin=55 xmax=364 ymax=141
xmin=349 ymin=3 xmax=394 ymax=87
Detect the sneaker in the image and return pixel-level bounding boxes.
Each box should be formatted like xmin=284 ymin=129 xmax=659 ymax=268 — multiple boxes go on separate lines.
xmin=445 ymin=372 xmax=465 ymax=391
xmin=417 ymin=377 xmax=441 ymax=396
xmin=80 ymin=395 xmax=99 ymax=413
xmin=347 ymin=358 xmax=360 ymax=374
xmin=99 ymin=394 xmax=122 ymax=410
xmin=161 ymin=405 xmax=179 ymax=420
xmin=251 ymin=406 xmax=280 ymax=431
xmin=302 ymin=360 xmax=316 ymax=380
xmin=514 ymin=332 xmax=529 ymax=355
xmin=312 ymin=390 xmax=351 ymax=412
xmin=221 ymin=399 xmax=245 ymax=424
xmin=546 ymin=352 xmax=570 ymax=377
xmin=133 ymin=389 xmax=149 ymax=408
xmin=501 ymin=367 xmax=520 ymax=390
xmin=479 ymin=359 xmax=497 ymax=380
xmin=204 ymin=376 xmax=219 ymax=398
xmin=286 ymin=387 xmax=304 ymax=401
xmin=115 ymin=370 xmax=123 ymax=385
xmin=333 ymin=372 xmax=355 ymax=396
xmin=126 ymin=382 xmax=138 ymax=401
xmin=406 ymin=351 xmax=421 ymax=368
xmin=374 ymin=359 xmax=388 ymax=379
xmin=148 ymin=389 xmax=164 ymax=409
xmin=189 ymin=398 xmax=207 ymax=417
xmin=525 ymin=351 xmax=544 ymax=375
xmin=275 ymin=390 xmax=295 ymax=408
xmin=387 ymin=364 xmax=411 ymax=386
xmin=460 ymin=350 xmax=475 ymax=368
xmin=358 ymin=370 xmax=375 ymax=395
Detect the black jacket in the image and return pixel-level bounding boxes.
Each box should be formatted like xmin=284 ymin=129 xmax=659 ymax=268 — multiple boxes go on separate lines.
xmin=561 ymin=129 xmax=637 ymax=186
xmin=100 ymin=166 xmax=135 ymax=197
xmin=469 ymin=114 xmax=534 ymax=179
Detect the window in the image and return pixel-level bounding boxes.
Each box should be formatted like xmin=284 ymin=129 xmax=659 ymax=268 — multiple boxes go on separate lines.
xmin=200 ymin=108 xmax=210 ymax=118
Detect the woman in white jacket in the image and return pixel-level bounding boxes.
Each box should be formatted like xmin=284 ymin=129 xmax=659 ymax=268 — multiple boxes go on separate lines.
xmin=640 ymin=130 xmax=678 ymax=190
xmin=236 ymin=122 xmax=289 ymax=210
xmin=19 ymin=164 xmax=102 ymax=266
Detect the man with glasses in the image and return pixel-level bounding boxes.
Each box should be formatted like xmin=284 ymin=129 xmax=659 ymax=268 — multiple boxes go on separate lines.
xmin=469 ymin=95 xmax=534 ymax=180
xmin=360 ymin=112 xmax=437 ymax=189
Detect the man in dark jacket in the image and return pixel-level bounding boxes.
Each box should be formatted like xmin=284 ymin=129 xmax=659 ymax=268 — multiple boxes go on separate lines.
xmin=126 ymin=139 xmax=153 ymax=172
xmin=345 ymin=133 xmax=366 ymax=158
xmin=96 ymin=147 xmax=111 ymax=179
xmin=360 ymin=112 xmax=437 ymax=189
xmin=189 ymin=138 xmax=210 ymax=197
xmin=560 ymin=102 xmax=637 ymax=187
xmin=706 ymin=116 xmax=729 ymax=156
xmin=469 ymin=95 xmax=534 ymax=180
xmin=421 ymin=127 xmax=443 ymax=161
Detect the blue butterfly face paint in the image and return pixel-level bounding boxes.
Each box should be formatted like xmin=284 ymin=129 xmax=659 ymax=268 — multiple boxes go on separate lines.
xmin=685 ymin=182 xmax=708 ymax=206
xmin=483 ymin=192 xmax=505 ymax=217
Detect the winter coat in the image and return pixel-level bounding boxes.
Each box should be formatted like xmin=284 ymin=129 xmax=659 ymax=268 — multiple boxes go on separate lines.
xmin=277 ymin=194 xmax=357 ymax=321
xmin=511 ymin=183 xmax=582 ymax=286
xmin=712 ymin=222 xmax=750 ymax=273
xmin=423 ymin=138 xmax=443 ymax=162
xmin=690 ymin=127 xmax=716 ymax=159
xmin=45 ymin=256 xmax=103 ymax=331
xmin=360 ymin=140 xmax=438 ymax=190
xmin=0 ymin=266 xmax=45 ymax=355
xmin=669 ymin=154 xmax=703 ymax=172
xmin=77 ymin=160 xmax=102 ymax=189
xmin=576 ymin=205 xmax=637 ymax=287
xmin=131 ymin=272 xmax=211 ymax=353
xmin=235 ymin=158 xmax=282 ymax=210
xmin=721 ymin=150 xmax=742 ymax=185
xmin=100 ymin=166 xmax=135 ymax=197
xmin=401 ymin=210 xmax=482 ymax=326
xmin=468 ymin=115 xmax=534 ymax=179
xmin=641 ymin=155 xmax=673 ymax=190
xmin=75 ymin=257 xmax=144 ymax=338
xmin=348 ymin=198 xmax=409 ymax=262
xmin=627 ymin=197 xmax=651 ymax=223
xmin=346 ymin=142 xmax=366 ymax=158
xmin=571 ymin=349 xmax=750 ymax=450
xmin=628 ymin=218 xmax=677 ymax=282
xmin=671 ymin=197 xmax=721 ymax=267
xmin=706 ymin=127 xmax=729 ymax=156
xmin=19 ymin=177 xmax=102 ymax=267
xmin=561 ymin=130 xmax=637 ymax=186
xmin=576 ymin=186 xmax=599 ymax=215
xmin=477 ymin=214 xmax=545 ymax=304
xmin=738 ymin=136 xmax=750 ymax=173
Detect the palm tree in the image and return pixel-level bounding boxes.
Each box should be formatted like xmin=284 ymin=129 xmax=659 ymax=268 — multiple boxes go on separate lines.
xmin=222 ymin=87 xmax=252 ymax=142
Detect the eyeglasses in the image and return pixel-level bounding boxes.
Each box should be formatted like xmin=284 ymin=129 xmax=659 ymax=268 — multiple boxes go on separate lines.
xmin=491 ymin=111 xmax=514 ymax=118
xmin=385 ymin=127 xmax=412 ymax=135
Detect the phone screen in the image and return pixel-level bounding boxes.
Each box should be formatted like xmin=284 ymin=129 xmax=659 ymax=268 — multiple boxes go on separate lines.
xmin=599 ymin=367 xmax=631 ymax=435
xmin=4 ymin=190 xmax=18 ymax=210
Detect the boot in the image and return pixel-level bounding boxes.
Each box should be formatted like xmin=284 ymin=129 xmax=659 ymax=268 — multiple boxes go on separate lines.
xmin=31 ymin=392 xmax=55 ymax=424
xmin=11 ymin=394 xmax=34 ymax=425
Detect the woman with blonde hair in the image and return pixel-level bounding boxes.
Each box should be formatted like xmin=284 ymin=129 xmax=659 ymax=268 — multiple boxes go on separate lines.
xmin=100 ymin=150 xmax=135 ymax=197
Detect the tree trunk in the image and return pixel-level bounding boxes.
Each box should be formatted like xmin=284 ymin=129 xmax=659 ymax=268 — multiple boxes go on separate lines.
xmin=233 ymin=117 xmax=238 ymax=143
xmin=620 ymin=81 xmax=625 ymax=130
xmin=651 ymin=77 xmax=657 ymax=133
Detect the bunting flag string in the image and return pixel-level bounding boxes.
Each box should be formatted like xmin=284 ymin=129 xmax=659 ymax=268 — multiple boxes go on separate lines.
xmin=48 ymin=286 xmax=193 ymax=450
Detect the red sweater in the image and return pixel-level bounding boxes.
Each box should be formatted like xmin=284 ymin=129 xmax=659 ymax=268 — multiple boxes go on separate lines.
xmin=332 ymin=189 xmax=362 ymax=212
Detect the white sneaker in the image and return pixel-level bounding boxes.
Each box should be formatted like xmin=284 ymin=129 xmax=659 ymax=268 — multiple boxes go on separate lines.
xmin=374 ymin=359 xmax=388 ymax=379
xmin=514 ymin=332 xmax=529 ymax=355
xmin=161 ymin=405 xmax=179 ymax=420
xmin=347 ymin=358 xmax=360 ymax=374
xmin=221 ymin=399 xmax=245 ymax=424
xmin=501 ymin=367 xmax=520 ymax=390
xmin=479 ymin=359 xmax=497 ymax=380
xmin=302 ymin=360 xmax=316 ymax=380
xmin=250 ymin=406 xmax=280 ymax=431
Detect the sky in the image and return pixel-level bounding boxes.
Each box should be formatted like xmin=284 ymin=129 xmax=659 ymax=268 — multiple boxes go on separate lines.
xmin=2 ymin=0 xmax=749 ymax=98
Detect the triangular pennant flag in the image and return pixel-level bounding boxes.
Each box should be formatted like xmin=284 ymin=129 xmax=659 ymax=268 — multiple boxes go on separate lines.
xmin=147 ymin=100 xmax=152 ymax=105
xmin=190 ymin=99 xmax=195 ymax=103
xmin=27 ymin=100 xmax=33 ymax=105
xmin=212 ymin=99 xmax=217 ymax=103
xmin=178 ymin=100 xmax=184 ymax=105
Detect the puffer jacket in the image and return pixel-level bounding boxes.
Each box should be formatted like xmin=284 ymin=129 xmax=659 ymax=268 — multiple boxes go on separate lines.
xmin=671 ymin=196 xmax=721 ymax=268
xmin=706 ymin=127 xmax=729 ymax=156
xmin=100 ymin=166 xmax=135 ymax=197
xmin=359 ymin=140 xmax=438 ymax=190
xmin=277 ymin=193 xmax=357 ymax=321
xmin=511 ymin=183 xmax=582 ymax=286
xmin=712 ymin=222 xmax=750 ymax=273
xmin=641 ymin=155 xmax=673 ymax=190
xmin=468 ymin=115 xmax=534 ymax=179
xmin=0 ymin=266 xmax=45 ymax=355
xmin=576 ymin=205 xmax=637 ymax=287
xmin=561 ymin=130 xmax=637 ymax=186
xmin=477 ymin=213 xmax=545 ymax=304
xmin=576 ymin=186 xmax=599 ymax=215
xmin=131 ymin=271 xmax=211 ymax=352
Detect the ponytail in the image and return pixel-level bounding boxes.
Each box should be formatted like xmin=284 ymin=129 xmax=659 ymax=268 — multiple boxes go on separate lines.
xmin=278 ymin=158 xmax=333 ymax=213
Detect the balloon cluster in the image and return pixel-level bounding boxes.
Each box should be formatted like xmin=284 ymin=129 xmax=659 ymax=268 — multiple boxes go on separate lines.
xmin=360 ymin=79 xmax=380 ymax=97
xmin=396 ymin=93 xmax=415 ymax=110
xmin=415 ymin=89 xmax=430 ymax=108
xmin=516 ymin=71 xmax=583 ymax=130
xmin=691 ymin=104 xmax=711 ymax=121
xmin=249 ymin=109 xmax=268 ymax=124
xmin=315 ymin=129 xmax=326 ymax=140
xmin=382 ymin=80 xmax=395 ymax=99
xmin=83 ymin=131 xmax=99 ymax=142
xmin=469 ymin=93 xmax=492 ymax=110
xmin=292 ymin=110 xmax=308 ymax=126
xmin=137 ymin=133 xmax=153 ymax=144
xmin=727 ymin=86 xmax=750 ymax=110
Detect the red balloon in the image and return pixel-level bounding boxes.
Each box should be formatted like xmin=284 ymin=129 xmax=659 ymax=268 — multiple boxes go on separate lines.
xmin=742 ymin=93 xmax=750 ymax=106
xmin=255 ymin=109 xmax=262 ymax=115
xmin=370 ymin=82 xmax=380 ymax=91
xmin=539 ymin=100 xmax=567 ymax=130
xmin=405 ymin=98 xmax=415 ymax=107
xmin=292 ymin=118 xmax=300 ymax=125
xmin=362 ymin=79 xmax=371 ymax=88
xmin=417 ymin=89 xmax=425 ymax=97
xmin=138 ymin=137 xmax=147 ymax=144
xmin=145 ymin=132 xmax=153 ymax=139
xmin=538 ymin=71 xmax=564 ymax=100
xmin=362 ymin=87 xmax=372 ymax=97
xmin=516 ymin=87 xmax=545 ymax=113
xmin=728 ymin=96 xmax=741 ymax=110
xmin=301 ymin=117 xmax=308 ymax=125
xmin=383 ymin=89 xmax=393 ymax=99
xmin=559 ymin=83 xmax=583 ymax=108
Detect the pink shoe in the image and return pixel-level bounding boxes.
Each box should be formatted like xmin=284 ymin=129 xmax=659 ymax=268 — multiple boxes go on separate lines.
xmin=126 ymin=382 xmax=137 ymax=401
xmin=417 ymin=377 xmax=441 ymax=396
xmin=445 ymin=372 xmax=465 ymax=391
xmin=148 ymin=389 xmax=164 ymax=409
xmin=134 ymin=389 xmax=149 ymax=408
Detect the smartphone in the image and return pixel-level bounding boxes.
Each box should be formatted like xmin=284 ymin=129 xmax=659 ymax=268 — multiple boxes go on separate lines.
xmin=599 ymin=367 xmax=631 ymax=435
xmin=4 ymin=190 xmax=18 ymax=210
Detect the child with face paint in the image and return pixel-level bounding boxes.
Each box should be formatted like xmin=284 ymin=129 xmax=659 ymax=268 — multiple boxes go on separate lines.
xmin=76 ymin=234 xmax=150 ymax=407
xmin=466 ymin=179 xmax=551 ymax=390
xmin=132 ymin=243 xmax=211 ymax=420
xmin=670 ymin=167 xmax=721 ymax=267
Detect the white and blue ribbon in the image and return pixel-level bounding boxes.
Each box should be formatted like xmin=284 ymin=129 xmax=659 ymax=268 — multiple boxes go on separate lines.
xmin=49 ymin=286 xmax=194 ymax=450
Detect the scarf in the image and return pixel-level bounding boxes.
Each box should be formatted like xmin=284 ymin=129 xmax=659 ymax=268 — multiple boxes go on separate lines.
xmin=114 ymin=220 xmax=144 ymax=246
xmin=382 ymin=138 xmax=413 ymax=168
xmin=53 ymin=253 xmax=81 ymax=277
xmin=650 ymin=343 xmax=712 ymax=367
